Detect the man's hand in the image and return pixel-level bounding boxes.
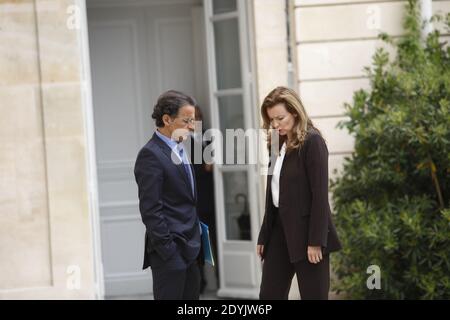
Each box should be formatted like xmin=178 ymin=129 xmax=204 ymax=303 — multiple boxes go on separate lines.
xmin=307 ymin=246 xmax=323 ymax=264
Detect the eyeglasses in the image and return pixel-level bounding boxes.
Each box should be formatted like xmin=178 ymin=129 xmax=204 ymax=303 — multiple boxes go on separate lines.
xmin=173 ymin=117 xmax=196 ymax=125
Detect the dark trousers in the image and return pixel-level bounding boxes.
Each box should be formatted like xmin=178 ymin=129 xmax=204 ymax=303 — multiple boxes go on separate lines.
xmin=150 ymin=250 xmax=201 ymax=300
xmin=259 ymin=212 xmax=330 ymax=300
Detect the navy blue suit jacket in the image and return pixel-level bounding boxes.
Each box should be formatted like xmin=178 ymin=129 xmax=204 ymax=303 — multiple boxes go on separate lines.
xmin=134 ymin=132 xmax=201 ymax=270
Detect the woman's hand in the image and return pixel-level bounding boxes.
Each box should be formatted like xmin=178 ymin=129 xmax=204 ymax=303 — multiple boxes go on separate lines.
xmin=307 ymin=246 xmax=323 ymax=264
xmin=256 ymin=245 xmax=264 ymax=260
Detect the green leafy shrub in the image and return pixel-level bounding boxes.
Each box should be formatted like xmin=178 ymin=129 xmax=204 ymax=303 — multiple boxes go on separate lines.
xmin=330 ymin=0 xmax=450 ymax=299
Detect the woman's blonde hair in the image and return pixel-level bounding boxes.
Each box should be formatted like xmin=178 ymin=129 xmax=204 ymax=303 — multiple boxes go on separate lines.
xmin=261 ymin=86 xmax=321 ymax=153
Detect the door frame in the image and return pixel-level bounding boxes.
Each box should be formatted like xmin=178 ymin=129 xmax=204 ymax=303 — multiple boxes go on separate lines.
xmin=78 ymin=0 xmax=105 ymax=299
xmin=203 ymin=0 xmax=262 ymax=298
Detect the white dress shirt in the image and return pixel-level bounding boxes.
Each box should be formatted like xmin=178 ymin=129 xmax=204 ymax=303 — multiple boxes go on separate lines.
xmin=271 ymin=142 xmax=287 ymax=208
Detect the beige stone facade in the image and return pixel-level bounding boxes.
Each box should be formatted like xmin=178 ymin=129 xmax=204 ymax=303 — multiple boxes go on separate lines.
xmin=0 ymin=0 xmax=97 ymax=299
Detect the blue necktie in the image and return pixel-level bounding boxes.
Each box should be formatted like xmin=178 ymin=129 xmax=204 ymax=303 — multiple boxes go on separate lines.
xmin=178 ymin=147 xmax=194 ymax=196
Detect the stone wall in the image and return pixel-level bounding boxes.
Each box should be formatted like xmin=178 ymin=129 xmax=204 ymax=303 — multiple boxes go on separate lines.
xmin=0 ymin=0 xmax=97 ymax=299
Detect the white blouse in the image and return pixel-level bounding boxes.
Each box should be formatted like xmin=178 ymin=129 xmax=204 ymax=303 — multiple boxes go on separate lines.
xmin=271 ymin=143 xmax=287 ymax=208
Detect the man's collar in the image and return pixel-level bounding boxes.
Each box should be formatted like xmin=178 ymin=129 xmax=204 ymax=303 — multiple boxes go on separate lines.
xmin=155 ymin=129 xmax=179 ymax=148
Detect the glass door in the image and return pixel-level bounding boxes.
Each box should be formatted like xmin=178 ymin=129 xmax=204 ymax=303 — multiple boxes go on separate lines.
xmin=203 ymin=0 xmax=261 ymax=298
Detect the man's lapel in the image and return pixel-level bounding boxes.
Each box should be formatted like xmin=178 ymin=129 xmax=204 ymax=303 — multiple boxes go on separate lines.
xmin=152 ymin=133 xmax=195 ymax=200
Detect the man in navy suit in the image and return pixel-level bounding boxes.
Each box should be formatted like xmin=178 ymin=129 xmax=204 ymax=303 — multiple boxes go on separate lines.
xmin=134 ymin=90 xmax=201 ymax=300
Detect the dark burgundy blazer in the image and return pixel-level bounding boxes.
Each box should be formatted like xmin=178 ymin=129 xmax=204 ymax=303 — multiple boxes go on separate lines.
xmin=257 ymin=129 xmax=342 ymax=262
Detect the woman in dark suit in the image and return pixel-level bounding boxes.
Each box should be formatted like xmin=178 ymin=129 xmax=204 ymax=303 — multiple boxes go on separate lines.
xmin=257 ymin=86 xmax=342 ymax=300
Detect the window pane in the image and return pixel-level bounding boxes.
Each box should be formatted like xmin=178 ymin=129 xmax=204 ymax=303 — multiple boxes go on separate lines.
xmin=218 ymin=95 xmax=244 ymax=130
xmin=223 ymin=171 xmax=251 ymax=241
xmin=214 ymin=19 xmax=242 ymax=90
xmin=218 ymin=95 xmax=248 ymax=165
xmin=213 ymin=0 xmax=237 ymax=14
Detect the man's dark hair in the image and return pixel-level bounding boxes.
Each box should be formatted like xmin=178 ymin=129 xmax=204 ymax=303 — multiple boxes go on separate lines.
xmin=152 ymin=90 xmax=197 ymax=127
